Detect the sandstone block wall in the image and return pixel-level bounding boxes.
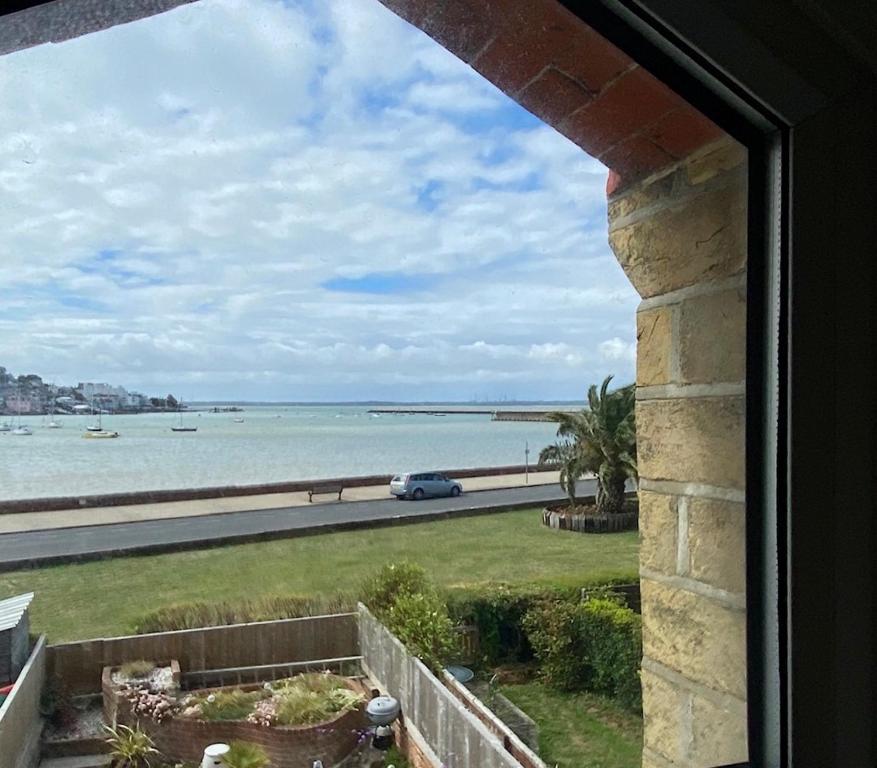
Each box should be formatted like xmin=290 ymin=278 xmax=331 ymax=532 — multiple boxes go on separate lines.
xmin=608 ymin=138 xmax=748 ymax=767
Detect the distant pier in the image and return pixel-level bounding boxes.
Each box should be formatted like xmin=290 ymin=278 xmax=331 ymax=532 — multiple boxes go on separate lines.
xmin=366 ymin=407 xmax=576 ymax=422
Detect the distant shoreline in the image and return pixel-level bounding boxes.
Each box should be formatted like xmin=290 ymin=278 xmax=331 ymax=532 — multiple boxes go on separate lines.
xmin=189 ymin=400 xmax=583 ymax=406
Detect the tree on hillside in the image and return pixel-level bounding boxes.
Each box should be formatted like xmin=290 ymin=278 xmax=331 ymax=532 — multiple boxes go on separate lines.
xmin=166 ymin=394 xmax=178 ymax=410
xmin=539 ymin=375 xmax=637 ymax=515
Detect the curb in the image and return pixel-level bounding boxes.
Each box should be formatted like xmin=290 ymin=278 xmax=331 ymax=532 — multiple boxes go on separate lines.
xmin=0 ymin=491 xmax=572 ymax=572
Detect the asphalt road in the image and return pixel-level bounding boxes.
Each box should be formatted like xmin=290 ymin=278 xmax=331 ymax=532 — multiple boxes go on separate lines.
xmin=0 ymin=481 xmax=591 ymax=571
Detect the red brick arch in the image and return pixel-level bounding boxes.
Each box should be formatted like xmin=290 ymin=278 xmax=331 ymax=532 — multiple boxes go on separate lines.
xmin=377 ymin=0 xmax=723 ymax=194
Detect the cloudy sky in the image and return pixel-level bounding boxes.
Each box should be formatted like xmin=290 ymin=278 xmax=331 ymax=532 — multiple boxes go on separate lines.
xmin=0 ymin=0 xmax=638 ymax=402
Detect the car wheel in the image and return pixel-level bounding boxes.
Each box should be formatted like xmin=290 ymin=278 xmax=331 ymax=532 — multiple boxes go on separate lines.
xmin=450 ymin=486 xmax=461 ymax=497
xmin=413 ymin=488 xmax=425 ymax=501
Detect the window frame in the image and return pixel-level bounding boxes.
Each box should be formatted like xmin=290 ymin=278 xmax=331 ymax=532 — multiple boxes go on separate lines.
xmin=1 ymin=2 xmax=873 ymax=766
xmin=558 ymin=2 xmax=875 ymax=767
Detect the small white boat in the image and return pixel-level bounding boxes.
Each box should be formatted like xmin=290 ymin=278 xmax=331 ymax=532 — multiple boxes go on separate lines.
xmin=0 ymin=423 xmax=10 ymax=432
xmin=233 ymin=417 xmax=244 ymax=423
xmin=83 ymin=430 xmax=119 ymax=439
xmin=47 ymin=420 xmax=62 ymax=429
xmin=83 ymin=402 xmax=118 ymax=438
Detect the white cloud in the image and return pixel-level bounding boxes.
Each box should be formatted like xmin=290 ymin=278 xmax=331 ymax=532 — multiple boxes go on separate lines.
xmin=599 ymin=338 xmax=637 ymax=363
xmin=0 ymin=0 xmax=639 ymax=401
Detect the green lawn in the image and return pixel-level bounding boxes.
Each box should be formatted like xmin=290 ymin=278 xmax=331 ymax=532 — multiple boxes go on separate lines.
xmin=0 ymin=509 xmax=638 ymax=643
xmin=502 ymin=682 xmax=643 ymax=768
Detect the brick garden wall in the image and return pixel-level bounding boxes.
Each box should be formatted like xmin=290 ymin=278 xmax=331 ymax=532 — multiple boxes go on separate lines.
xmin=609 ymin=137 xmax=748 ymax=767
xmin=110 ymin=680 xmax=368 ymax=768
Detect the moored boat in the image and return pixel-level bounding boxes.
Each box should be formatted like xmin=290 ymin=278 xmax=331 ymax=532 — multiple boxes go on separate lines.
xmin=83 ymin=429 xmax=119 ymax=439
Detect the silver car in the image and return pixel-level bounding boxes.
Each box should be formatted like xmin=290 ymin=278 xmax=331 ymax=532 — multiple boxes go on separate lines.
xmin=390 ymin=472 xmax=463 ymax=500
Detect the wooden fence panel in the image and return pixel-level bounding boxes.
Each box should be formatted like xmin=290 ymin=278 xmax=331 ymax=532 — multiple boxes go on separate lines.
xmin=48 ymin=613 xmax=358 ymax=695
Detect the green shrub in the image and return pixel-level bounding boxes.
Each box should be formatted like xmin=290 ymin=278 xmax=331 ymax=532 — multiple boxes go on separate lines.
xmin=223 ymin=741 xmax=269 ymax=768
xmin=580 ymin=598 xmax=642 ymax=710
xmin=383 ymin=745 xmax=412 ymax=767
xmin=361 ymin=561 xmax=430 ymax=616
xmin=272 ymin=673 xmax=363 ymax=726
xmin=385 ymin=590 xmax=457 ymax=673
xmin=132 ymin=593 xmax=355 ymax=633
xmin=523 ymin=596 xmax=642 ymax=711
xmin=194 ymin=689 xmax=267 ymax=721
xmin=446 ymin=583 xmax=580 ymax=666
xmin=118 ymin=660 xmax=155 ymax=679
xmin=103 ymin=723 xmax=160 ymax=767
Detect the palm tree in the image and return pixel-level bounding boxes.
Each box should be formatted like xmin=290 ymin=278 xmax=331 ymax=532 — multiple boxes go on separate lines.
xmin=538 ymin=438 xmax=594 ymax=508
xmin=540 ymin=375 xmax=637 ymax=516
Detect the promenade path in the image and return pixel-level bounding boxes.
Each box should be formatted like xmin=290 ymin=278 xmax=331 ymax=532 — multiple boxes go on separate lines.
xmin=0 ymin=469 xmax=559 ymax=533
xmin=0 ymin=474 xmax=580 ymax=570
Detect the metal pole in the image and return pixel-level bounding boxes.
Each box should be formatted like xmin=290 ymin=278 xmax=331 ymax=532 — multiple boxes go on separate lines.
xmin=525 ymin=440 xmax=529 ymax=484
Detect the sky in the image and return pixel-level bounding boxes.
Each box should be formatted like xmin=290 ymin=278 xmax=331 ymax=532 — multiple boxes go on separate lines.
xmin=0 ymin=0 xmax=639 ymax=402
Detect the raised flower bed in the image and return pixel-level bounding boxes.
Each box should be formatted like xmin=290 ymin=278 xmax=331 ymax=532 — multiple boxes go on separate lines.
xmin=103 ymin=663 xmax=368 ymax=768
xmin=541 ymin=500 xmax=638 ymax=534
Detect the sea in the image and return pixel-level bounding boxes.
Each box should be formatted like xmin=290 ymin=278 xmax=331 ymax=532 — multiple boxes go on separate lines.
xmin=0 ymin=405 xmax=562 ymax=501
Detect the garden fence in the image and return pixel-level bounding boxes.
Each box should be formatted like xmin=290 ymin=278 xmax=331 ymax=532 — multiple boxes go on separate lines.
xmin=0 ymin=635 xmax=46 ymax=768
xmin=48 ymin=612 xmax=358 ymax=695
xmin=358 ymin=603 xmax=546 ymax=768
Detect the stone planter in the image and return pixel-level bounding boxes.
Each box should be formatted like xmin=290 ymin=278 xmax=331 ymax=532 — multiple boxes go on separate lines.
xmin=102 ymin=660 xmax=181 ymax=726
xmin=542 ymin=504 xmax=638 ymax=533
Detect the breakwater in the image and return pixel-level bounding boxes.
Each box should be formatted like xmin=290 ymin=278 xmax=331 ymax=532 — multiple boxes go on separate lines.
xmin=366 ymin=408 xmax=575 ymax=422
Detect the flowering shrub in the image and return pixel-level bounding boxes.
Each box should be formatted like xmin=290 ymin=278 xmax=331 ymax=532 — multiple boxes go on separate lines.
xmin=123 ymin=685 xmax=178 ymax=723
xmin=247 ymin=698 xmax=277 ymax=727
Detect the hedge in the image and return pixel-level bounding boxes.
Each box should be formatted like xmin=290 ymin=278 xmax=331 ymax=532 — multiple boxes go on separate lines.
xmin=523 ymin=596 xmax=642 ymax=711
xmin=445 ymin=580 xmax=638 ymax=668
xmin=132 ymin=593 xmax=355 ymax=634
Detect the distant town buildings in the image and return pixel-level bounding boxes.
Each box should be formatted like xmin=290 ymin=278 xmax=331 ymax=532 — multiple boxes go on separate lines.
xmin=0 ymin=365 xmax=172 ymax=416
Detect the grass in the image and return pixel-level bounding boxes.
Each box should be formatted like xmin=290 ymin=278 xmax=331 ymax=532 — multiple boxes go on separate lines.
xmin=193 ymin=689 xmax=266 ymax=721
xmin=117 ymin=659 xmax=154 ymax=678
xmin=501 ymin=682 xmax=642 ymax=768
xmin=0 ymin=508 xmax=638 ymax=642
xmin=272 ymin=674 xmax=363 ymax=725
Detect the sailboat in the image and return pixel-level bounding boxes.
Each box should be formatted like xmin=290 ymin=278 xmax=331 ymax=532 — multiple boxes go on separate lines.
xmin=171 ymin=401 xmax=197 ymax=432
xmin=10 ymin=386 xmax=32 ymax=435
xmin=46 ymin=396 xmax=62 ymax=428
xmin=82 ymin=402 xmax=119 ymax=438
xmin=85 ymin=401 xmax=102 ymax=431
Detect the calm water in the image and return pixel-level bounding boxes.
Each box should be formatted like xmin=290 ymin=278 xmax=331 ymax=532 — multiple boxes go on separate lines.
xmin=0 ymin=405 xmax=559 ymax=500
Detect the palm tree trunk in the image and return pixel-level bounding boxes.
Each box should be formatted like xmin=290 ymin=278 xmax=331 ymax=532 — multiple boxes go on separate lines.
xmin=596 ymin=474 xmax=627 ymax=516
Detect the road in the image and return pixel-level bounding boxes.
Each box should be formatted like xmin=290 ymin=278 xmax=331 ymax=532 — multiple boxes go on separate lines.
xmin=0 ymin=481 xmax=590 ymax=571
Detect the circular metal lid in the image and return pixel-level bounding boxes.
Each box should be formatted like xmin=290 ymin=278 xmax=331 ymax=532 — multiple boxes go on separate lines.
xmin=446 ymin=665 xmax=474 ymax=683
xmin=366 ymin=695 xmax=400 ymax=725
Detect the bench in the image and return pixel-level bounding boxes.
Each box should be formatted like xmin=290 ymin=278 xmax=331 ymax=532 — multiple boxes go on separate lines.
xmin=307 ymin=482 xmax=344 ymax=503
